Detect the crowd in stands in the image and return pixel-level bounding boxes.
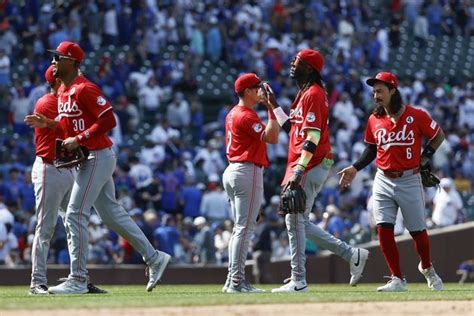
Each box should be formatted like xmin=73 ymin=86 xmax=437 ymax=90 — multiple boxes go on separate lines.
xmin=0 ymin=0 xmax=472 ymax=267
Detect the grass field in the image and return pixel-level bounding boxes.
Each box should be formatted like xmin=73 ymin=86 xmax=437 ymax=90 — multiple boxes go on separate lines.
xmin=0 ymin=283 xmax=472 ymax=310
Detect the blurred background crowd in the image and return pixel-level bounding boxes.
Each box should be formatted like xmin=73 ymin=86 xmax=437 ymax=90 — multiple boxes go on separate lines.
xmin=0 ymin=0 xmax=472 ymax=271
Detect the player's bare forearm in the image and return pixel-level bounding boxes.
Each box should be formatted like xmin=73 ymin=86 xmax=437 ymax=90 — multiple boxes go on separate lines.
xmin=262 ymin=119 xmax=279 ymax=144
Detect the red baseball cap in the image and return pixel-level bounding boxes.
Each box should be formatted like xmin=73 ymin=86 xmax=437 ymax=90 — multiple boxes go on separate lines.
xmin=366 ymin=72 xmax=398 ymax=88
xmin=297 ymin=49 xmax=324 ymax=73
xmin=48 ymin=41 xmax=85 ymax=63
xmin=234 ymin=73 xmax=261 ymax=93
xmin=44 ymin=65 xmax=55 ymax=84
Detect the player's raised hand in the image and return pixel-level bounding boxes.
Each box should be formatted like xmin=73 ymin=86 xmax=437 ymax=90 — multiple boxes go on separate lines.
xmin=24 ymin=113 xmax=48 ymax=128
xmin=337 ymin=165 xmax=357 ymax=188
xmin=261 ymin=82 xmax=278 ymax=109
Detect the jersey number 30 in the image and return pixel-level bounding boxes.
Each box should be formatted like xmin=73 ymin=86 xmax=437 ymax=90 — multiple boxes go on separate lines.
xmin=72 ymin=118 xmax=85 ymax=131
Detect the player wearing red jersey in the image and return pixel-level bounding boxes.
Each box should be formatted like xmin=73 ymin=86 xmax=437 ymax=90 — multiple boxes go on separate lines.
xmin=338 ymin=72 xmax=444 ymax=292
xmin=25 ymin=41 xmax=170 ymax=294
xmin=222 ymin=73 xmax=279 ymax=293
xmin=264 ymin=49 xmax=368 ymax=293
xmin=29 ymin=65 xmax=74 ymax=295
xmin=29 ymin=66 xmax=106 ymax=295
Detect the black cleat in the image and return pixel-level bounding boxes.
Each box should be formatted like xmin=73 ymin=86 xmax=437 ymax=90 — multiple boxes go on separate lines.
xmin=87 ymin=283 xmax=108 ymax=294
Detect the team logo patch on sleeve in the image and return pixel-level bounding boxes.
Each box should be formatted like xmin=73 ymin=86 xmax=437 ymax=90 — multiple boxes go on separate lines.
xmin=97 ymin=96 xmax=107 ymax=106
xmin=306 ymin=112 xmax=316 ymax=122
xmin=252 ymin=123 xmax=263 ymax=133
xmin=406 ymin=116 xmax=413 ymax=124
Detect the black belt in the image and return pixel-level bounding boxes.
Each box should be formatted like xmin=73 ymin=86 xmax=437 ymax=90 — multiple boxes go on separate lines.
xmin=381 ymin=168 xmax=420 ymax=179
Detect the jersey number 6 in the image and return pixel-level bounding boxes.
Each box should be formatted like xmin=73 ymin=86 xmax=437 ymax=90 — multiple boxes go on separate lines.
xmin=406 ymin=147 xmax=412 ymax=160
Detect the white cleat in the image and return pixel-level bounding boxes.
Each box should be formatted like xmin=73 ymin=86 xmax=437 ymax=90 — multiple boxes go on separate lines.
xmin=349 ymin=248 xmax=369 ymax=286
xmin=377 ymin=276 xmax=407 ymax=292
xmin=418 ymin=262 xmax=444 ymax=291
xmin=272 ymin=279 xmax=308 ymax=293
xmin=146 ymin=251 xmax=171 ymax=292
xmin=48 ymin=278 xmax=88 ymax=294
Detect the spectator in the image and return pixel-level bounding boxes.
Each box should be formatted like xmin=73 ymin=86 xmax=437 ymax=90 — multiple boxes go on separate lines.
xmin=199 ymin=174 xmax=231 ymax=224
xmin=431 ymin=178 xmax=464 ymax=227
xmin=192 ymin=216 xmax=216 ymax=264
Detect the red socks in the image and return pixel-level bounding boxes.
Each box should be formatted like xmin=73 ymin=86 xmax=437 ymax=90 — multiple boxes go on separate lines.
xmin=378 ymin=226 xmax=403 ymax=278
xmin=412 ymin=230 xmax=432 ymax=269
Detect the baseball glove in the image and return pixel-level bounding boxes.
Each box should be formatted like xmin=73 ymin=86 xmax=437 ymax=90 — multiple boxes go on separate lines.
xmin=54 ymin=139 xmax=89 ymax=168
xmin=279 ymin=183 xmax=307 ymax=215
xmin=420 ymin=162 xmax=440 ymax=187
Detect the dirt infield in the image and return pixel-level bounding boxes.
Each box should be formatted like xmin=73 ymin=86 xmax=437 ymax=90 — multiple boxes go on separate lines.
xmin=6 ymin=301 xmax=473 ymax=316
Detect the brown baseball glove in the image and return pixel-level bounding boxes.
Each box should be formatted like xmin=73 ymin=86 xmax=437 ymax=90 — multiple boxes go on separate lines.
xmin=420 ymin=162 xmax=440 ymax=187
xmin=54 ymin=139 xmax=89 ymax=168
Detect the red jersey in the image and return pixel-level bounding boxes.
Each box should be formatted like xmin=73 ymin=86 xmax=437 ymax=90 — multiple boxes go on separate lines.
xmin=282 ymin=84 xmax=332 ymax=185
xmin=225 ymin=105 xmax=269 ymax=168
xmin=34 ymin=93 xmax=63 ymax=161
xmin=364 ymin=105 xmax=439 ymax=171
xmin=57 ymin=75 xmax=113 ymax=150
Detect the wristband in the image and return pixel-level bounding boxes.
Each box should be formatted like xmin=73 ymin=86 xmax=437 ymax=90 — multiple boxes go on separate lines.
xmin=421 ymin=145 xmax=436 ymax=160
xmin=273 ymin=107 xmax=289 ymax=127
xmin=293 ymin=168 xmax=304 ymax=176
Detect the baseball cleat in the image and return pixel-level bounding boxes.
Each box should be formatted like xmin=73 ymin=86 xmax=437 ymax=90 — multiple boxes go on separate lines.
xmin=376 ymin=276 xmax=407 ymax=292
xmin=29 ymin=284 xmax=49 ymax=295
xmin=271 ymin=279 xmax=308 ymax=293
xmin=349 ymin=248 xmax=369 ymax=286
xmin=48 ymin=278 xmax=88 ymax=294
xmin=87 ymin=283 xmax=108 ymax=294
xmin=418 ymin=262 xmax=443 ymax=291
xmin=226 ymin=280 xmax=265 ymax=293
xmin=146 ymin=251 xmax=171 ymax=292
xmin=58 ymin=277 xmax=108 ymax=294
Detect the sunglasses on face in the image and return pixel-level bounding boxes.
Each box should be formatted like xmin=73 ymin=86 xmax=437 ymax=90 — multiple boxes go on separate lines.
xmin=52 ymin=54 xmax=76 ymax=62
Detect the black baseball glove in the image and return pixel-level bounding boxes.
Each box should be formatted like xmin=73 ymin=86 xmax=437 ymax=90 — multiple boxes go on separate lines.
xmin=279 ymin=183 xmax=307 ymax=215
xmin=54 ymin=139 xmax=89 ymax=168
xmin=420 ymin=162 xmax=440 ymax=187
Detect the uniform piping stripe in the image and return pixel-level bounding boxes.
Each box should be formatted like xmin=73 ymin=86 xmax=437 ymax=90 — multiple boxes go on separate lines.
xmin=236 ymin=165 xmax=257 ymax=283
xmin=76 ymin=155 xmax=98 ymax=275
xmin=295 ymin=172 xmax=308 ymax=280
xmin=32 ymin=162 xmax=47 ymax=285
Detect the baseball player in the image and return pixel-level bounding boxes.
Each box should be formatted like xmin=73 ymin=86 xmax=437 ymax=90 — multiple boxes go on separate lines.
xmin=25 ymin=41 xmax=170 ymax=294
xmin=265 ymin=49 xmax=369 ymax=293
xmin=29 ymin=66 xmax=106 ymax=295
xmin=338 ymin=71 xmax=444 ymax=292
xmin=222 ymin=73 xmax=279 ymax=293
